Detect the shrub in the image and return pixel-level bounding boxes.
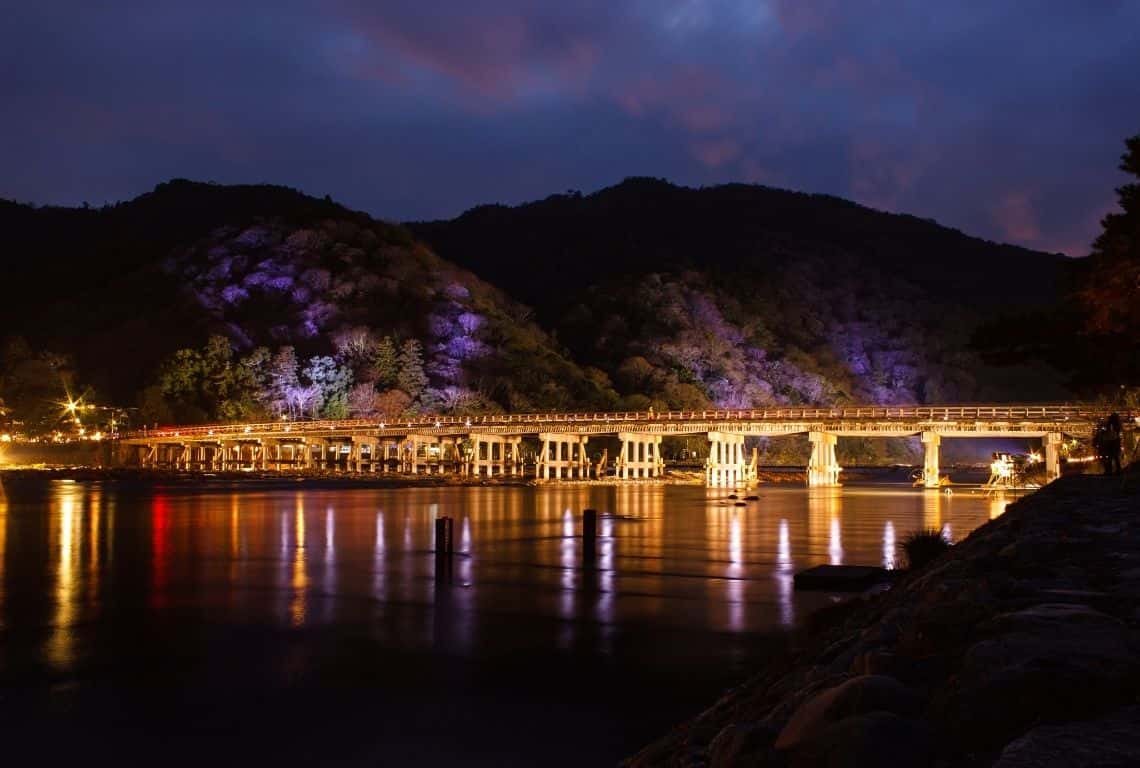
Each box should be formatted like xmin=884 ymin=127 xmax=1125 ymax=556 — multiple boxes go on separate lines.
xmin=899 ymin=528 xmax=951 ymax=570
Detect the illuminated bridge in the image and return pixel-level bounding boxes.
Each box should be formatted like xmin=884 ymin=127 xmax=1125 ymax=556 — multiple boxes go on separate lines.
xmin=120 ymin=404 xmax=1122 ymax=488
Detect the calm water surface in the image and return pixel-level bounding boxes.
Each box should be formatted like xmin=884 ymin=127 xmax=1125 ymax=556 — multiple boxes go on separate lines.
xmin=0 ymin=479 xmax=1011 ymax=765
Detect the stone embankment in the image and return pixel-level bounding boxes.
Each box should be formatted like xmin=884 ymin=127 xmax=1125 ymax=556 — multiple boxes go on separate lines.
xmin=629 ymin=473 xmax=1140 ymax=767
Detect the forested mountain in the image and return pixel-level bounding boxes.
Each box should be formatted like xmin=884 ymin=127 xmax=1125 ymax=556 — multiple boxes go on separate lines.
xmin=0 ymin=177 xmax=1073 ymax=433
xmin=0 ymin=181 xmax=613 ymax=428
xmin=411 ymin=178 xmax=1072 ymax=409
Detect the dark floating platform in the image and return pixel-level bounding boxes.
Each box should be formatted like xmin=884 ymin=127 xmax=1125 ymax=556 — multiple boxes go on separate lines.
xmin=793 ymin=564 xmax=895 ymax=592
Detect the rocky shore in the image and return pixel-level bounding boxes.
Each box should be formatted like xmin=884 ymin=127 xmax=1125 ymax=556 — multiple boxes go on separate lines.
xmin=628 ymin=472 xmax=1140 ymax=767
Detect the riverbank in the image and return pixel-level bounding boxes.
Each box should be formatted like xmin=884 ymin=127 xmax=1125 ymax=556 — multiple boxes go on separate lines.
xmin=628 ymin=471 xmax=1140 ymax=767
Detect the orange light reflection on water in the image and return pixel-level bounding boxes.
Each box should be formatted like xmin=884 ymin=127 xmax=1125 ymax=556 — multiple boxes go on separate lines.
xmin=291 ymin=496 xmax=307 ymax=627
xmin=0 ymin=482 xmax=6 ymax=629
xmin=49 ymin=487 xmax=80 ymax=670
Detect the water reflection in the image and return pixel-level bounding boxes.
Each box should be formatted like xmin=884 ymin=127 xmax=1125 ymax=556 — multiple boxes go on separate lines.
xmin=922 ymin=490 xmax=943 ymax=531
xmin=883 ymin=521 xmax=897 ymax=570
xmin=807 ymin=489 xmax=843 ymax=565
xmin=291 ymin=497 xmax=307 ymax=627
xmin=49 ymin=488 xmax=79 ymax=669
xmin=373 ymin=510 xmax=386 ymax=601
xmin=0 ymin=484 xmax=6 ymax=628
xmin=776 ymin=519 xmax=794 ymax=627
xmin=151 ymin=494 xmax=169 ymax=611
xmin=559 ymin=508 xmax=575 ymax=642
xmin=727 ymin=513 xmax=744 ymax=632
xmin=2 ymin=481 xmax=1004 ymax=676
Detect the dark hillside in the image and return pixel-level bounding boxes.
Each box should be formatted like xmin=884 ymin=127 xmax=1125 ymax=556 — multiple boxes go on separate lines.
xmin=0 ymin=182 xmax=609 ymax=415
xmin=411 ymin=179 xmax=1071 ymax=408
xmin=410 ymin=178 xmax=1068 ymax=320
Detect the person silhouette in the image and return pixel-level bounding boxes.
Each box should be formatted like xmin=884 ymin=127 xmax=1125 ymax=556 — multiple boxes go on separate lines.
xmin=1105 ymin=413 xmax=1123 ymax=475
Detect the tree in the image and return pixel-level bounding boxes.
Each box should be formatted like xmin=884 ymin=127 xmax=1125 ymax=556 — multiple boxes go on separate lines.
xmin=1080 ymin=134 xmax=1140 ymax=386
xmin=269 ymin=347 xmax=301 ymax=416
xmin=333 ymin=325 xmax=377 ymax=383
xmin=347 ymin=382 xmax=377 ymax=417
xmin=374 ymin=388 xmax=413 ymax=417
xmin=0 ymin=337 xmax=78 ymax=433
xmin=158 ymin=348 xmax=205 ymax=402
xmin=201 ymin=335 xmax=235 ymax=403
xmin=372 ymin=336 xmax=399 ymax=389
xmin=303 ymin=355 xmax=353 ymax=418
xmin=397 ymin=339 xmax=429 ymax=403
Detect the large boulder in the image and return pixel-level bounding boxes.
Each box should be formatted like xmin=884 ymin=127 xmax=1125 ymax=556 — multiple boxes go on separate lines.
xmin=942 ymin=603 xmax=1140 ymax=751
xmin=789 ymin=711 xmax=934 ymax=768
xmin=775 ymin=675 xmax=923 ymax=751
xmin=708 ymin=720 xmax=780 ymax=768
xmin=993 ymin=706 xmax=1140 ymax=767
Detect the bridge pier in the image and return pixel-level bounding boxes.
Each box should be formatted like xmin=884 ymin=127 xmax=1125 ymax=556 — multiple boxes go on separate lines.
xmin=706 ymin=431 xmax=746 ymax=487
xmin=921 ymin=432 xmax=942 ymax=488
xmin=617 ymin=433 xmax=663 ymax=479
xmin=403 ymin=435 xmax=441 ymax=474
xmin=1043 ymin=432 xmax=1062 ymax=483
xmin=537 ymin=433 xmax=590 ymax=480
xmin=468 ymin=434 xmax=522 ymax=477
xmin=347 ymin=435 xmax=372 ymax=472
xmin=807 ymin=432 xmax=841 ymax=487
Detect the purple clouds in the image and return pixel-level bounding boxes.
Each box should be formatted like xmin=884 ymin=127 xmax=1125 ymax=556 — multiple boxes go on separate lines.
xmin=3 ymin=2 xmax=1139 ymax=255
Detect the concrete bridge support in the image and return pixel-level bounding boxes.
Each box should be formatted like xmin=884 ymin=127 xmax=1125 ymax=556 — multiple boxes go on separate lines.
xmin=376 ymin=440 xmax=399 ymax=472
xmin=617 ymin=433 xmax=663 ymax=479
xmin=468 ymin=434 xmax=522 ymax=477
xmin=706 ymin=432 xmax=746 ymax=487
xmin=1043 ymin=432 xmax=1062 ymax=483
xmin=348 ymin=435 xmax=375 ymax=473
xmin=921 ymin=432 xmax=942 ymax=489
xmin=276 ymin=441 xmax=306 ymax=470
xmin=537 ymin=433 xmax=590 ymax=480
xmin=807 ymin=432 xmax=842 ymax=487
xmin=403 ymin=435 xmax=441 ymax=474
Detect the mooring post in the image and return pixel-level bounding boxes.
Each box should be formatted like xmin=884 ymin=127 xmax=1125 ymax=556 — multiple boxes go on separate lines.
xmin=435 ymin=516 xmax=454 ymax=580
xmin=583 ymin=508 xmax=598 ymax=563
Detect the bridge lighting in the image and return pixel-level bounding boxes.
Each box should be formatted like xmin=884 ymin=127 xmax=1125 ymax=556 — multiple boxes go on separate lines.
xmin=380 ymin=423 xmax=386 ymax=429
xmin=244 ymin=426 xmax=252 ymax=434
xmin=435 ymin=421 xmax=442 ymax=428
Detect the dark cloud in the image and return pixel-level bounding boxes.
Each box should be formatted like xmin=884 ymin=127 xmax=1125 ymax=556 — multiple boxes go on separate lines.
xmin=3 ymin=1 xmax=1138 ymax=253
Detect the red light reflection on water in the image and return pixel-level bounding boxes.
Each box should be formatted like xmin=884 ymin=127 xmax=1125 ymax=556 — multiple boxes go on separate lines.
xmin=151 ymin=495 xmax=170 ymax=610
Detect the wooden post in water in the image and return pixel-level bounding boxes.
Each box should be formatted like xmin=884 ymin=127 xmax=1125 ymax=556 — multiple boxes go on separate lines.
xmin=435 ymin=516 xmax=454 ymax=580
xmin=582 ymin=508 xmax=598 ymax=564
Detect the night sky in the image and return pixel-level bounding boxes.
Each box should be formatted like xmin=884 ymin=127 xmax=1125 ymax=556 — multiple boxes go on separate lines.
xmin=4 ymin=2 xmax=1139 ymax=255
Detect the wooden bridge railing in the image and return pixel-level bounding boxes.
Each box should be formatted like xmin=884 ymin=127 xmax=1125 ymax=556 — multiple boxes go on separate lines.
xmin=126 ymin=403 xmax=1121 ymax=441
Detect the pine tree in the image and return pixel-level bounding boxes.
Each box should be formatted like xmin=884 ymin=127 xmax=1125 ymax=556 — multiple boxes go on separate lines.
xmin=372 ymin=336 xmax=399 ymax=389
xmin=397 ymin=339 xmax=429 ymax=401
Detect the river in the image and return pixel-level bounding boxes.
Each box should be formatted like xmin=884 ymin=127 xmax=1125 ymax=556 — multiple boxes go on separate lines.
xmin=0 ymin=477 xmax=1013 ymax=765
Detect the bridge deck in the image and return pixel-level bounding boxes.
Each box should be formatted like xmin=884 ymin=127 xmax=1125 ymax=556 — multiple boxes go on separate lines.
xmin=122 ymin=404 xmax=1117 ymax=443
